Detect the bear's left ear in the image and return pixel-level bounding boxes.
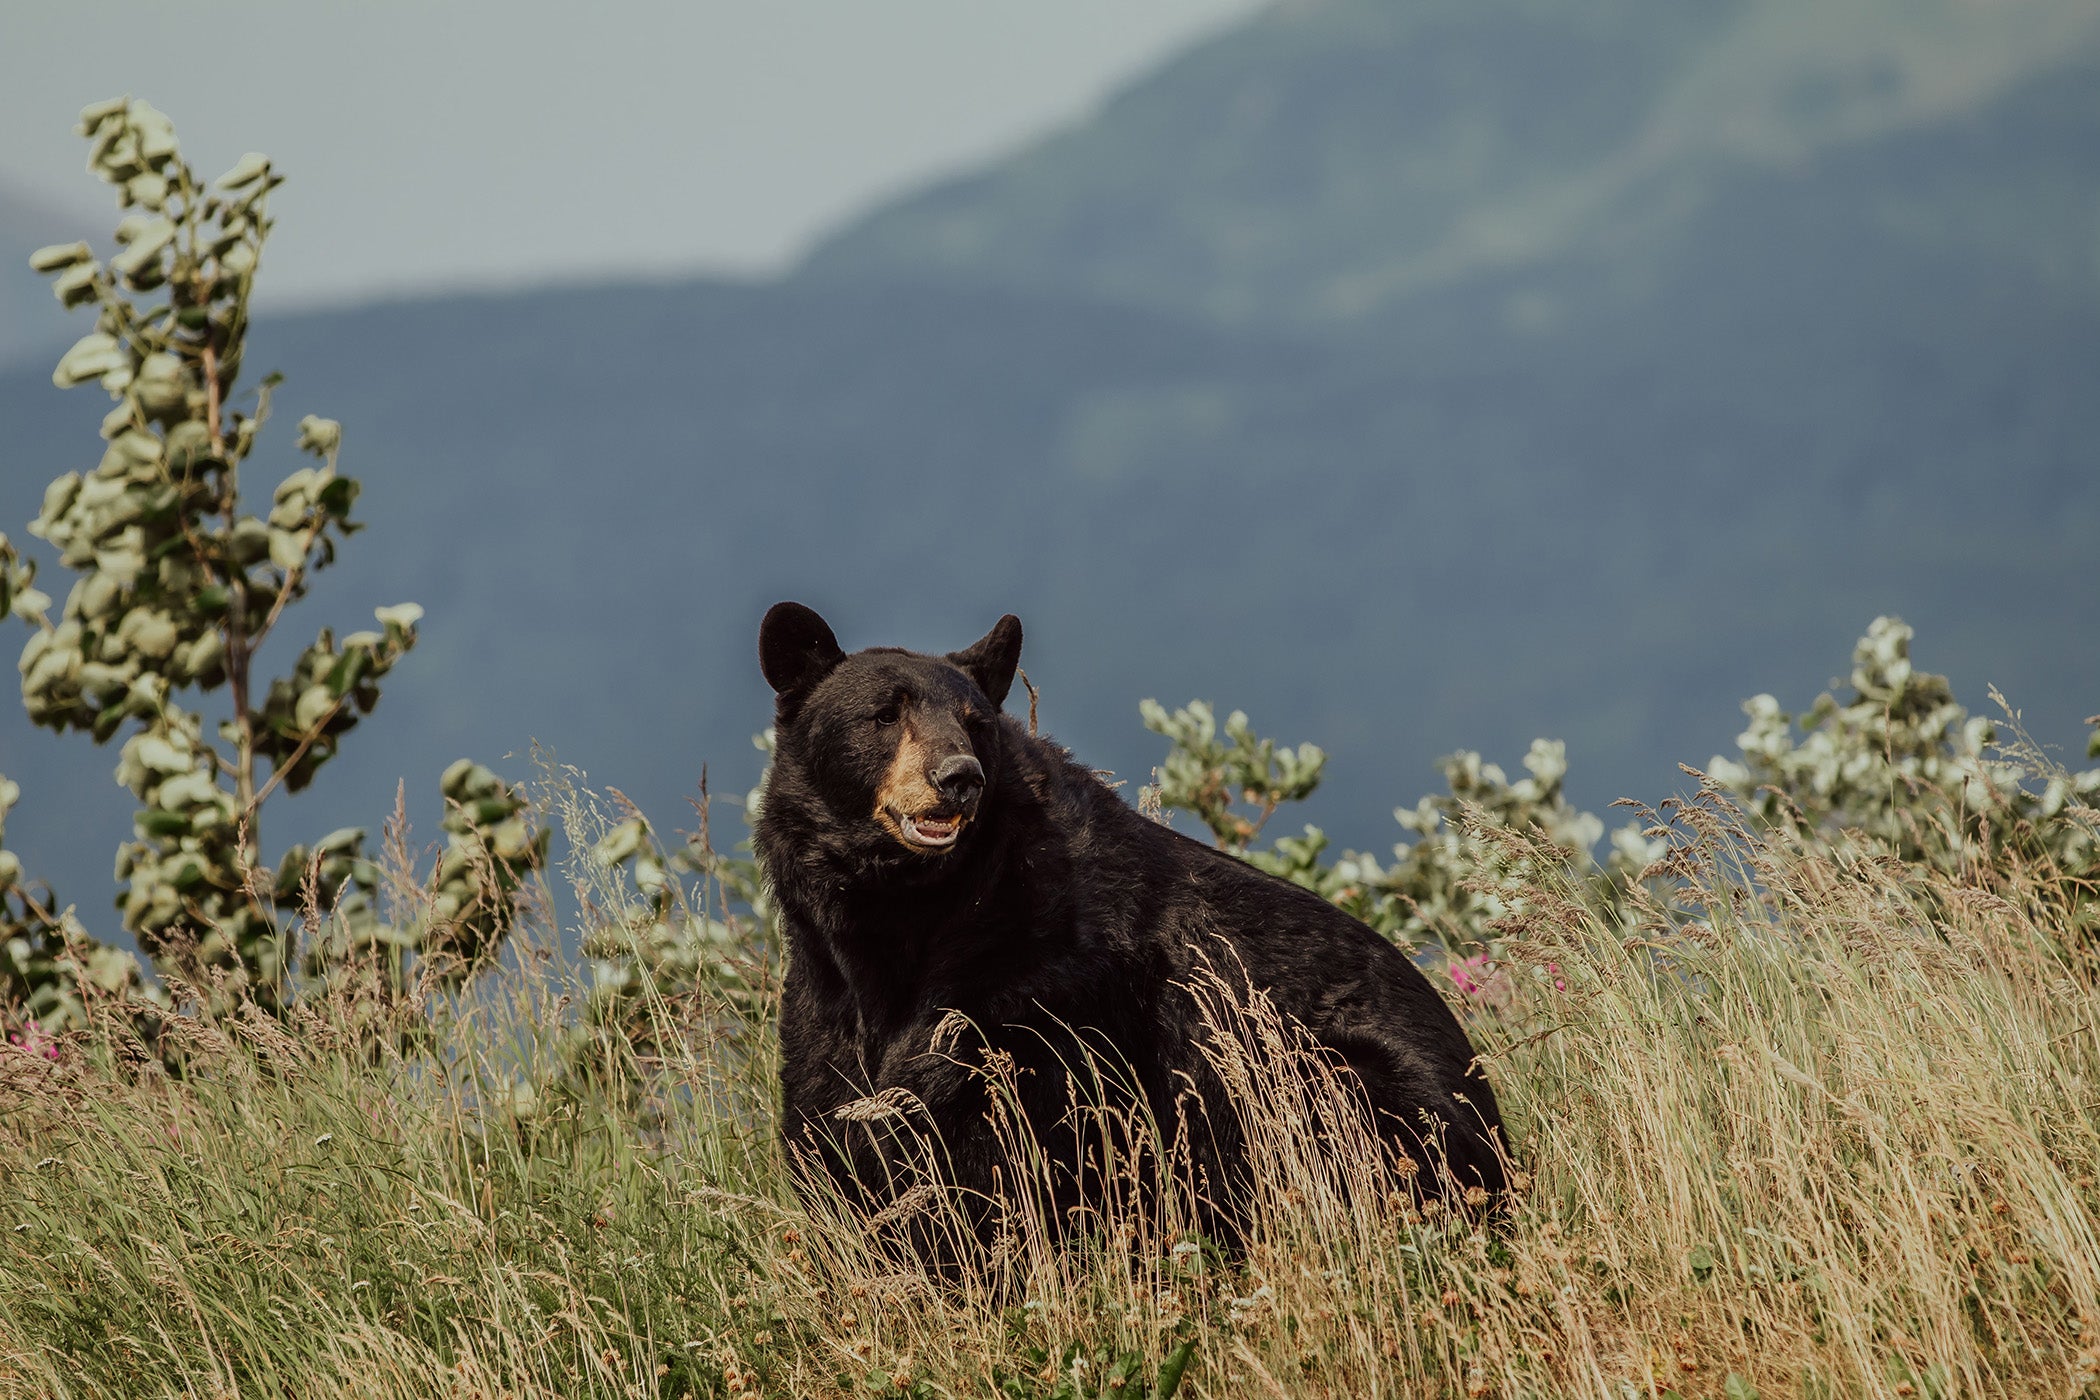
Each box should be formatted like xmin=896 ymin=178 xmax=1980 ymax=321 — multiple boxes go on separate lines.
xmin=759 ymin=601 xmax=846 ymax=697
xmin=948 ymin=614 xmax=1023 ymax=709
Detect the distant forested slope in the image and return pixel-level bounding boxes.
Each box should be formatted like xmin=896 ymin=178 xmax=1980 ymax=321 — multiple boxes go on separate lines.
xmin=0 ymin=184 xmax=82 ymax=369
xmin=3 ymin=0 xmax=2096 ymax=934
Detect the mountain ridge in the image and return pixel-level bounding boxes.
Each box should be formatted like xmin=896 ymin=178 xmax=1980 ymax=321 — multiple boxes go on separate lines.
xmin=804 ymin=0 xmax=2100 ymax=324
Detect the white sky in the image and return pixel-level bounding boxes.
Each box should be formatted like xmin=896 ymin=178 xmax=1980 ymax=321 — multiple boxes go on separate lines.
xmin=1 ymin=1 xmax=1263 ymax=308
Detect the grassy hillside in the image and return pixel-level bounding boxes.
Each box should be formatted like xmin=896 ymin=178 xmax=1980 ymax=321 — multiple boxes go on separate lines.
xmin=4 ymin=776 xmax=2097 ymax=1397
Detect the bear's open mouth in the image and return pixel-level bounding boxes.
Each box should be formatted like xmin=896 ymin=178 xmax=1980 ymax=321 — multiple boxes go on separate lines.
xmin=894 ymin=810 xmax=965 ymax=849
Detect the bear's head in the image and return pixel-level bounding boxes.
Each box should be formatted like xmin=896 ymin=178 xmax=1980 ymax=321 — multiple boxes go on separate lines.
xmin=758 ymin=602 xmax=1023 ymax=862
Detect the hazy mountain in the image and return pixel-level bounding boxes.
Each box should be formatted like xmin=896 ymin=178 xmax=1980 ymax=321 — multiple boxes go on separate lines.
xmin=3 ymin=0 xmax=2096 ymax=943
xmin=0 ymin=184 xmax=85 ymax=369
xmin=807 ymin=0 xmax=2100 ymax=325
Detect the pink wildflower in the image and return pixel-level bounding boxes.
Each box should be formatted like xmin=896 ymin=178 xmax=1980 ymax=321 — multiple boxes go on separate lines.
xmin=1446 ymin=952 xmax=1524 ymax=1017
xmin=6 ymin=1023 xmax=60 ymax=1060
xmin=1448 ymin=952 xmax=1495 ymax=997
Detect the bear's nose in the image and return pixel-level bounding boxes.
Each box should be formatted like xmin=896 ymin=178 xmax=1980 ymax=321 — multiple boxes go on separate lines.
xmin=932 ymin=754 xmax=984 ymax=808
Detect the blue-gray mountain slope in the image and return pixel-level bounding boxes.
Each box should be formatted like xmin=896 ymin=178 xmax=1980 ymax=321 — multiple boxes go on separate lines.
xmin=1 ymin=0 xmax=2095 ymax=936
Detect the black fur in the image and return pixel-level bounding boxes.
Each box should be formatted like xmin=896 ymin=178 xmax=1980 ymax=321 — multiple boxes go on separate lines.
xmin=754 ymin=603 xmax=1506 ymax=1252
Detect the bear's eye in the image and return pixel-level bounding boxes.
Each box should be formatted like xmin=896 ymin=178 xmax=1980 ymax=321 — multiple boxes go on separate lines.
xmin=873 ymin=704 xmax=900 ymax=727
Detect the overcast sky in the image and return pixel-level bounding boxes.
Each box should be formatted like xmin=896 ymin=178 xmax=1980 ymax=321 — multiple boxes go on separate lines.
xmin=1 ymin=1 xmax=1263 ymax=308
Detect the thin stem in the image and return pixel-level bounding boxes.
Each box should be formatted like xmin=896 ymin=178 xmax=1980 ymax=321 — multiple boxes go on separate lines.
xmin=204 ymin=340 xmax=256 ymax=858
xmin=14 ymin=885 xmax=63 ymax=933
xmin=1245 ymin=795 xmax=1283 ymax=847
xmin=245 ymin=692 xmax=349 ymax=819
xmin=251 ymin=517 xmax=327 ymax=649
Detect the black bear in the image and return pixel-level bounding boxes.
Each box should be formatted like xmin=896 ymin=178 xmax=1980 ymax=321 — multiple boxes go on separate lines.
xmin=754 ymin=602 xmax=1506 ymax=1252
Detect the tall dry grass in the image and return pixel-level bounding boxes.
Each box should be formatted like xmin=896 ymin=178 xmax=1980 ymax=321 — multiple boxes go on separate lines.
xmin=2 ymin=776 xmax=2097 ymax=1399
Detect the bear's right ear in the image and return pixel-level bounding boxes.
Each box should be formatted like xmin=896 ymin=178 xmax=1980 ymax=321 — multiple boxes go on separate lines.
xmin=948 ymin=613 xmax=1023 ymax=710
xmin=759 ymin=602 xmax=845 ymax=698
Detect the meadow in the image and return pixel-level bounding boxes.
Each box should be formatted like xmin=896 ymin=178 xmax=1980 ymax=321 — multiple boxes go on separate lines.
xmin=4 ymin=762 xmax=2097 ymax=1400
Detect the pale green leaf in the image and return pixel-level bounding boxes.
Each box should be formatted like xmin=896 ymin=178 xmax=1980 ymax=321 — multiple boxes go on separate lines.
xmin=216 ymin=152 xmax=271 ymax=190
xmin=28 ymin=242 xmax=92 ymax=273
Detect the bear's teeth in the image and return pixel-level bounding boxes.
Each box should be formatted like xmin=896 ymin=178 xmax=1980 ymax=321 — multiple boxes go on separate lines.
xmin=905 ymin=813 xmax=959 ymax=844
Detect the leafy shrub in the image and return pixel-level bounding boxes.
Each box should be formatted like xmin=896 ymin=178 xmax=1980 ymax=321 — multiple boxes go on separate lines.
xmin=1711 ymin=615 xmax=2099 ymax=941
xmin=1140 ymin=617 xmax=2098 ymax=988
xmin=1 ymin=100 xmax=544 ymax=1035
xmin=559 ymin=755 xmax=775 ymax=1069
xmin=1138 ymin=700 xmax=1660 ymax=957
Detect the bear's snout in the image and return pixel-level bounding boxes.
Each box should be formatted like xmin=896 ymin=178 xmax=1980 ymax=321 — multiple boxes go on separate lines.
xmin=872 ymin=717 xmax=984 ymax=851
xmin=932 ymin=754 xmax=985 ymax=811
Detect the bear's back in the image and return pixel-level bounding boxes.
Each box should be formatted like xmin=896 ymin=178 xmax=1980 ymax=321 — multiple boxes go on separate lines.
xmin=1009 ymin=725 xmax=1506 ymax=1191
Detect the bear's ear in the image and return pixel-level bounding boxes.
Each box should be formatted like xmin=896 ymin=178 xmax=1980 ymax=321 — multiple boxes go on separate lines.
xmin=948 ymin=614 xmax=1023 ymax=710
xmin=759 ymin=602 xmax=846 ymax=697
